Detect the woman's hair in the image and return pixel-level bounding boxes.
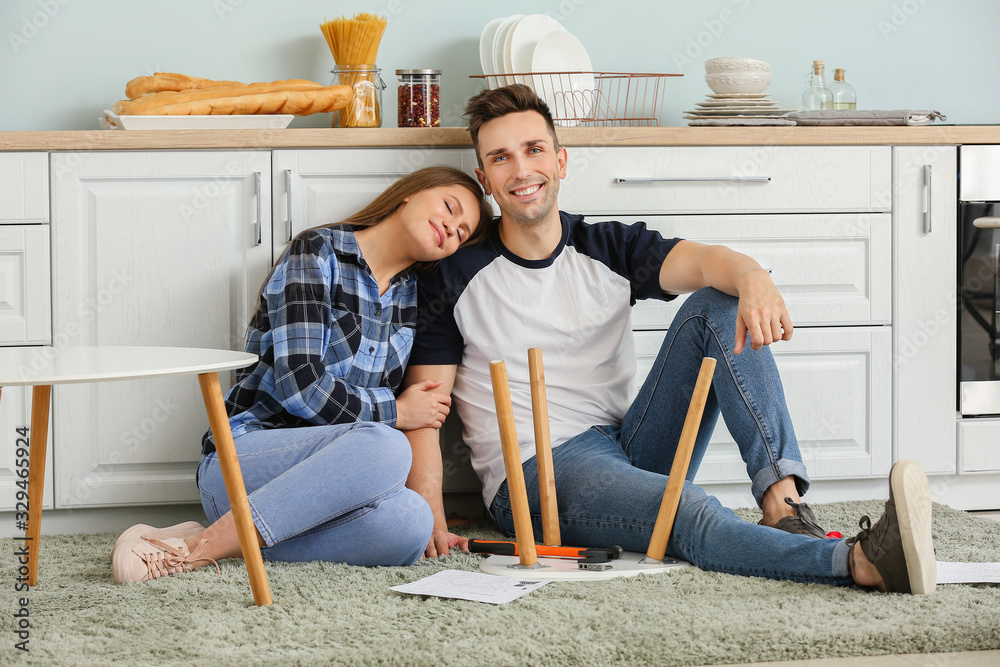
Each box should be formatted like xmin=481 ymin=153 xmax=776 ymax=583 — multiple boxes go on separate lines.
xmin=248 ymin=165 xmax=493 ymax=331
xmin=464 ymin=84 xmax=559 ymax=167
xmin=326 ymin=165 xmax=494 ymax=271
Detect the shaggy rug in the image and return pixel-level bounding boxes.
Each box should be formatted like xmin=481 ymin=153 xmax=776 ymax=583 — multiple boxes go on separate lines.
xmin=2 ymin=501 xmax=999 ymax=666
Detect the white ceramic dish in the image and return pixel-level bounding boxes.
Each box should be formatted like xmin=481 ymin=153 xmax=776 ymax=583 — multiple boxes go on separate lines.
xmin=101 ymin=111 xmax=294 ymax=130
xmin=705 ymin=71 xmax=772 ymax=94
xmin=479 ymin=17 xmax=506 ymax=76
xmin=530 ymin=30 xmax=594 ymax=126
xmin=492 ymin=15 xmax=524 ymax=83
xmin=704 ymin=57 xmax=771 ymax=74
xmin=509 ymin=14 xmax=567 ymax=77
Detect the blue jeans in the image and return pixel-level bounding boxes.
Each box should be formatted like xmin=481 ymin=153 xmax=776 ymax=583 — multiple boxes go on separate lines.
xmin=197 ymin=422 xmax=432 ymax=566
xmin=490 ymin=288 xmax=851 ymax=585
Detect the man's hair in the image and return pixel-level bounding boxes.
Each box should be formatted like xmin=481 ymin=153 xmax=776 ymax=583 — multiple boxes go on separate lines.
xmin=464 ymin=84 xmax=559 ymax=167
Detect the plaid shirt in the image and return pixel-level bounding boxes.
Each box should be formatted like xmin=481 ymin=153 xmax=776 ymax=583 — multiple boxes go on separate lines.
xmin=202 ymin=226 xmax=417 ymax=454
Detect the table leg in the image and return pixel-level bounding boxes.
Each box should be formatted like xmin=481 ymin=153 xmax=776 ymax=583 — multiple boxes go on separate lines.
xmin=26 ymin=385 xmax=51 ymax=587
xmin=197 ymin=372 xmax=273 ymax=607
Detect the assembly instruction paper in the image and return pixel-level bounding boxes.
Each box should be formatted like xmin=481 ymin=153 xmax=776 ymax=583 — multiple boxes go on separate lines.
xmin=936 ymin=561 xmax=1000 ymax=584
xmin=391 ymin=569 xmax=548 ymax=604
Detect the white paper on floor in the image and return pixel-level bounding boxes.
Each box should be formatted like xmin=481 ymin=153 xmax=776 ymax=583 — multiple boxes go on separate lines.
xmin=391 ymin=569 xmax=548 ymax=604
xmin=936 ymin=561 xmax=1000 ymax=584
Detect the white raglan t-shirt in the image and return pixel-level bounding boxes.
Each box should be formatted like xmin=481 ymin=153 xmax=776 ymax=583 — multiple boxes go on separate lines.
xmin=411 ymin=212 xmax=680 ymax=507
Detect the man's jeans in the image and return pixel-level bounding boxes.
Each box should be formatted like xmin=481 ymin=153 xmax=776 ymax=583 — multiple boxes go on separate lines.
xmin=198 ymin=422 xmax=432 ymax=566
xmin=490 ymin=287 xmax=852 ymax=585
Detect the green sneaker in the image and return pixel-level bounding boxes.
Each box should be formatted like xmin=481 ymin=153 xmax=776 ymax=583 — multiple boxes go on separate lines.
xmin=762 ymin=497 xmax=828 ymax=538
xmin=847 ymin=459 xmax=936 ymax=594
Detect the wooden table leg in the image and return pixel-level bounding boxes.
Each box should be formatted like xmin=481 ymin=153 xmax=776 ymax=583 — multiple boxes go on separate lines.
xmin=197 ymin=372 xmax=273 ymax=607
xmin=26 ymin=385 xmax=51 ymax=587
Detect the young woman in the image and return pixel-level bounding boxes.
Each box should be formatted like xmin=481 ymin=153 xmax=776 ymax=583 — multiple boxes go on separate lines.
xmin=112 ymin=166 xmax=493 ymax=583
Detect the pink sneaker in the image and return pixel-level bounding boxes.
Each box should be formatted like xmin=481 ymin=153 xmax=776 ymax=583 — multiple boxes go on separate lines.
xmin=113 ymin=535 xmax=220 ymax=584
xmin=111 ymin=521 xmax=204 ymax=562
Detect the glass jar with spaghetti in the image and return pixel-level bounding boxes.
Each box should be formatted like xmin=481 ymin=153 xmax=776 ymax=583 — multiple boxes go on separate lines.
xmin=331 ymin=65 xmax=385 ymax=127
xmin=396 ymin=69 xmax=441 ymax=127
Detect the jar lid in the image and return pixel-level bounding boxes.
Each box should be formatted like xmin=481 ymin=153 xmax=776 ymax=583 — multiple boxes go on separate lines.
xmin=396 ymin=69 xmax=442 ymax=75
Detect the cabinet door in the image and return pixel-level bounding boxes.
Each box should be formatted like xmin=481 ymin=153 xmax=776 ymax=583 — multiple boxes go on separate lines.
xmin=0 ymin=386 xmax=54 ymax=511
xmin=272 ymin=148 xmax=471 ymax=262
xmin=0 ymin=225 xmax=51 ymax=345
xmin=618 ymin=213 xmax=891 ymax=328
xmin=635 ymin=326 xmax=892 ymax=482
xmin=0 ymin=153 xmax=48 ymax=223
xmin=50 ymin=151 xmax=271 ymax=507
xmin=893 ymin=146 xmax=957 ymax=473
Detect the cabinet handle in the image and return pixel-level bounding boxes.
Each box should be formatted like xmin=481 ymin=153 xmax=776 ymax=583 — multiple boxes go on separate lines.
xmin=923 ymin=164 xmax=932 ymax=234
xmin=284 ymin=169 xmax=293 ymax=242
xmin=614 ymin=176 xmax=772 ymax=183
xmin=973 ymin=216 xmax=1000 ymax=229
xmin=253 ymin=171 xmax=262 ymax=246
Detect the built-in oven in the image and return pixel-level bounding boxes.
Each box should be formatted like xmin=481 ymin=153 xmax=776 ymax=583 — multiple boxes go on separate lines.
xmin=958 ymin=145 xmax=1000 ymax=414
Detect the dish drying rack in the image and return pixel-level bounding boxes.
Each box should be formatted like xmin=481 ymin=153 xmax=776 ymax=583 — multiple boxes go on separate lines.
xmin=470 ymin=72 xmax=681 ymax=127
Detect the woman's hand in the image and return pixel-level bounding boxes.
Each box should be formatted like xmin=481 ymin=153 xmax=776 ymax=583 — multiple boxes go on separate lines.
xmin=424 ymin=529 xmax=469 ymax=558
xmin=395 ymin=379 xmax=451 ymax=430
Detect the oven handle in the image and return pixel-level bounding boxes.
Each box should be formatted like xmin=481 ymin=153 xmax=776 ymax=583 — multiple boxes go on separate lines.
xmin=973 ymin=216 xmax=1000 ymax=229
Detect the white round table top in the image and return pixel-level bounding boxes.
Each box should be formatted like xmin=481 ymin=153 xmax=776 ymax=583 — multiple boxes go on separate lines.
xmin=0 ymin=346 xmax=258 ymax=386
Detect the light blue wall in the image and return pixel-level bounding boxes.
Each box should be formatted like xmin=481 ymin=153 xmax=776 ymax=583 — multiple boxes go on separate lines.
xmin=2 ymin=0 xmax=996 ymax=130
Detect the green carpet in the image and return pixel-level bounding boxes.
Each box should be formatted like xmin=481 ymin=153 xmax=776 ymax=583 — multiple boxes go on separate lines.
xmin=2 ymin=501 xmax=999 ymax=666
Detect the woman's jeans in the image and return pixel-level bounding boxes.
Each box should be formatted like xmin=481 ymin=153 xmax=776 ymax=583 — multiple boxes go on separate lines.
xmin=197 ymin=421 xmax=433 ymax=566
xmin=490 ymin=288 xmax=851 ymax=585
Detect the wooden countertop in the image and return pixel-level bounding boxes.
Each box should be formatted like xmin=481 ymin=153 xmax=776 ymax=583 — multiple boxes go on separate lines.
xmin=2 ymin=126 xmax=1000 ymax=151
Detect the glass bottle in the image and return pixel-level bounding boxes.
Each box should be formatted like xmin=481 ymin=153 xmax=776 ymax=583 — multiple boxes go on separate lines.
xmin=396 ymin=69 xmax=441 ymax=127
xmin=830 ymin=68 xmax=857 ymax=110
xmin=801 ymin=60 xmax=833 ymax=111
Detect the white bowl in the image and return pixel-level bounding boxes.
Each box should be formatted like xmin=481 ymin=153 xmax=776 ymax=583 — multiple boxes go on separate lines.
xmin=705 ymin=71 xmax=772 ymax=94
xmin=704 ymin=57 xmax=771 ymax=74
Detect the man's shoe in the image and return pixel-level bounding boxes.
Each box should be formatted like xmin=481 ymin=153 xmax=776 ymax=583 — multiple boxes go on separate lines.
xmin=846 ymin=459 xmax=936 ymax=594
xmin=113 ymin=534 xmax=219 ymax=584
xmin=761 ymin=497 xmax=828 ymax=538
xmin=111 ymin=521 xmax=204 ymax=562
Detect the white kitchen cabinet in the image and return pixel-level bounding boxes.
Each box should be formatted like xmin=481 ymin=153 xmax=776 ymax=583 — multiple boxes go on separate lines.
xmin=272 ymin=148 xmax=470 ymax=262
xmin=632 ymin=213 xmax=891 ymax=328
xmin=892 ymin=146 xmax=957 ymax=474
xmin=50 ymin=151 xmax=271 ymax=507
xmin=0 ymin=225 xmax=51 ymax=346
xmin=635 ymin=327 xmax=892 ymax=482
xmin=0 ymin=153 xmax=48 ymax=223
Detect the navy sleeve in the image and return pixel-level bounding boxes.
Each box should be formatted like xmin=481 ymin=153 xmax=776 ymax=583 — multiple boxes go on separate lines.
xmin=567 ymin=215 xmax=682 ymax=305
xmin=410 ymin=265 xmax=466 ymax=366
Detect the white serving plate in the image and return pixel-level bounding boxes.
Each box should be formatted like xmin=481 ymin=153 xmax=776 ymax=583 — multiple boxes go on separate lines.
xmin=101 ymin=111 xmax=294 ymax=130
xmin=479 ymin=16 xmax=506 ymax=76
xmin=509 ymin=14 xmax=567 ymax=77
xmin=492 ymin=15 xmax=524 ymax=84
xmin=530 ymin=30 xmax=594 ymax=126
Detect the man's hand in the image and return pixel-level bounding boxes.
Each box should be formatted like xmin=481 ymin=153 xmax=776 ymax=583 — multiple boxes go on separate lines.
xmin=395 ymin=379 xmax=451 ymax=430
xmin=733 ymin=268 xmax=793 ymax=354
xmin=424 ymin=529 xmax=469 ymax=558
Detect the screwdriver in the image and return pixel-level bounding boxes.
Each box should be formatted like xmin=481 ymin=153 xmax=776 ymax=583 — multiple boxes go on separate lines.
xmin=468 ymin=539 xmax=624 ymax=563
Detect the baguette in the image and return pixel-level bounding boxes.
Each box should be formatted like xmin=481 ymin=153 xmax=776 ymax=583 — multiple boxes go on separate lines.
xmin=125 ymin=73 xmax=245 ymax=99
xmin=113 ymin=80 xmax=326 ymax=115
xmin=147 ymin=85 xmax=354 ymax=116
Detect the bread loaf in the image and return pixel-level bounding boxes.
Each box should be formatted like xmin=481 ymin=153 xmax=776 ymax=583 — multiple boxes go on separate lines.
xmin=140 ymin=85 xmax=354 ymax=116
xmin=125 ymin=73 xmax=245 ymax=99
xmin=113 ymin=80 xmax=327 ymax=115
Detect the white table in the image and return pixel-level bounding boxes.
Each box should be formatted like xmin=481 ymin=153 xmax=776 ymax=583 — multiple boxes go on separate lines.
xmin=0 ymin=346 xmax=272 ymax=606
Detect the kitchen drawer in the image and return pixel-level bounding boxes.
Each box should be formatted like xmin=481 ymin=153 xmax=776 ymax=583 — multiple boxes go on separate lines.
xmin=558 ymin=146 xmax=891 ymax=214
xmin=618 ymin=213 xmax=891 ymax=328
xmin=957 ymin=419 xmax=1000 ymax=473
xmin=634 ymin=326 xmax=891 ymax=482
xmin=0 ymin=225 xmax=51 ymax=345
xmin=0 ymin=153 xmax=48 ymax=223
xmin=273 ymin=148 xmax=472 ymax=261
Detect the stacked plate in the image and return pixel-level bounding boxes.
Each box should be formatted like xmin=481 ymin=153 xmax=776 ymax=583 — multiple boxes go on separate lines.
xmin=684 ymin=93 xmax=796 ymax=125
xmin=479 ymin=14 xmax=594 ymax=125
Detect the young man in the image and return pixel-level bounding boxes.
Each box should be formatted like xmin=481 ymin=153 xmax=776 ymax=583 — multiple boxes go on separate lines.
xmin=403 ymin=84 xmax=936 ymax=593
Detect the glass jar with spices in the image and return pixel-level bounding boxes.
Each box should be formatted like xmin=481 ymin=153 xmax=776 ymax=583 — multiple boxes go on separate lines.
xmin=396 ymin=69 xmax=441 ymax=127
